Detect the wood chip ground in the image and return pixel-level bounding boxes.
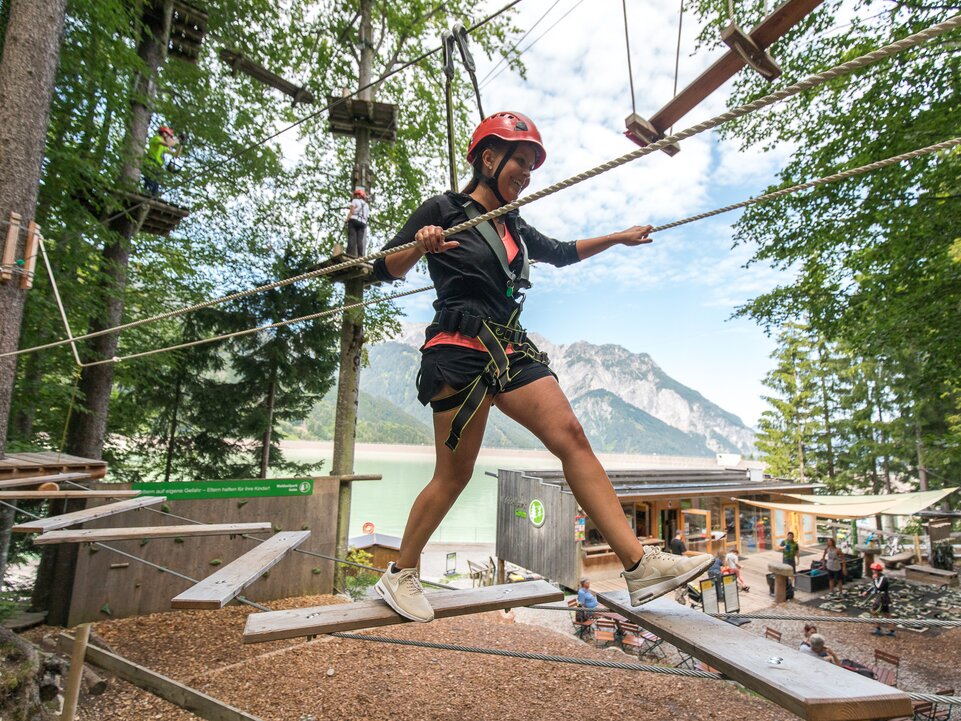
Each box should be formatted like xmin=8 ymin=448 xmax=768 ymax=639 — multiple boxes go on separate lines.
xmin=22 ymin=593 xmax=961 ymax=721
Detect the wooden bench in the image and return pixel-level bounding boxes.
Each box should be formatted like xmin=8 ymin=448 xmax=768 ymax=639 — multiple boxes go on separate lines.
xmin=904 ymin=564 xmax=958 ymax=587
xmin=879 ymin=550 xmax=914 ymax=569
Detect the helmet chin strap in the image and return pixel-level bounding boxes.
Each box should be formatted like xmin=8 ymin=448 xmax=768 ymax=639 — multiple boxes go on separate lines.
xmin=483 ymin=142 xmax=516 ymax=206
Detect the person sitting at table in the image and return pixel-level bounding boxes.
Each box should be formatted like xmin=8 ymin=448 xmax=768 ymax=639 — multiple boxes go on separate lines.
xmin=669 ymin=530 xmax=686 ymax=556
xmin=799 ymin=633 xmax=839 ymax=665
xmin=724 ymin=548 xmax=750 ymax=592
xmin=799 ymin=623 xmax=818 ymax=650
xmin=576 ymin=577 xmax=599 ymax=621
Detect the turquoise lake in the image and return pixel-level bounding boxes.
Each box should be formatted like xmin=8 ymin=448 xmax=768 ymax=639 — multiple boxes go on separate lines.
xmin=281 ymin=442 xmax=562 ymax=544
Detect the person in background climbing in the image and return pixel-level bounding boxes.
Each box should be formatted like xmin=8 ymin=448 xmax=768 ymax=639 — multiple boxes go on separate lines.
xmin=143 ymin=124 xmax=182 ymax=197
xmin=345 ymin=187 xmax=369 ymax=256
xmin=863 ymin=562 xmax=895 ymax=636
xmin=371 ymin=111 xmax=713 ymax=623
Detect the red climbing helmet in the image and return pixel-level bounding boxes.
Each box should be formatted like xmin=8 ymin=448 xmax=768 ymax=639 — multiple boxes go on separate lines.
xmin=870 ymin=562 xmax=884 ymax=571
xmin=158 ymin=125 xmax=174 ymax=137
xmin=466 ymin=111 xmax=546 ymax=169
xmin=353 ymin=187 xmax=367 ymax=199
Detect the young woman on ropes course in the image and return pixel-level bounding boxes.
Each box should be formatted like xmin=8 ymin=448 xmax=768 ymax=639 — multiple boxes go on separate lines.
xmin=371 ymin=111 xmax=713 ymax=622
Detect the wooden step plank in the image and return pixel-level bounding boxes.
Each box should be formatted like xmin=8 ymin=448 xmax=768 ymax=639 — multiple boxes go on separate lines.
xmin=31 ymin=522 xmax=273 ymax=544
xmin=597 ymin=590 xmax=912 ymax=721
xmin=0 ymin=490 xmax=140 ymax=500
xmin=244 ymin=580 xmax=563 ymax=644
xmin=12 ymin=496 xmax=166 ymax=533
xmin=0 ymin=472 xmax=94 ymax=489
xmin=171 ymin=531 xmax=311 ymax=610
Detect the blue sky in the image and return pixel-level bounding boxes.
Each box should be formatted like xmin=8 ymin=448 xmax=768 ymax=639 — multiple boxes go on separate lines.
xmin=377 ymin=0 xmax=817 ymax=428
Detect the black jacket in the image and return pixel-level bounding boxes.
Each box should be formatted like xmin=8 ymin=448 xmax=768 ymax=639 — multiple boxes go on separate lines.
xmin=373 ymin=191 xmax=581 ymax=329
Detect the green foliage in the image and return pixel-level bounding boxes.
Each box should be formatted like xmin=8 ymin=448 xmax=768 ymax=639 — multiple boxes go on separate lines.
xmin=343 ymin=546 xmax=377 ymax=600
xmin=690 ymin=0 xmax=961 ymax=498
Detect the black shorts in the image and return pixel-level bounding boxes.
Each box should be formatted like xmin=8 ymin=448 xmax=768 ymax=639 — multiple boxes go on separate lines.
xmin=827 ymin=567 xmax=844 ymax=581
xmin=873 ymin=598 xmax=891 ymax=614
xmin=416 ymin=345 xmax=555 ymax=406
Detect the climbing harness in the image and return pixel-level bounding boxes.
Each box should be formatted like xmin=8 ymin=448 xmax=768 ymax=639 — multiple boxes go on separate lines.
xmin=463 ymin=198 xmax=531 ymax=298
xmin=427 ymin=307 xmax=548 ymax=451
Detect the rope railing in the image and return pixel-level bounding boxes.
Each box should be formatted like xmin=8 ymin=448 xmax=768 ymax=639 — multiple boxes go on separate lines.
xmin=4 ymin=13 xmax=958 ymax=363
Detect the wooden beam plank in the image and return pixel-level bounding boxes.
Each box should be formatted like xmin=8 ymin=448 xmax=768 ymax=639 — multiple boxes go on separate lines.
xmin=58 ymin=634 xmax=263 ymax=721
xmin=244 ymin=580 xmax=563 ymax=643
xmin=0 ymin=472 xmax=94 ymax=489
xmin=0 ymin=490 xmax=140 ymax=500
xmin=597 ymin=590 xmax=913 ymax=721
xmin=648 ymin=0 xmax=823 ymax=132
xmin=12 ymin=495 xmax=166 ymax=533
xmin=171 ymin=531 xmax=311 ymax=609
xmin=31 ymin=522 xmax=273 ymax=544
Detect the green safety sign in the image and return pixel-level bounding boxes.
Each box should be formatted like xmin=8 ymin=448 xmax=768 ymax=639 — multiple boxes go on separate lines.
xmin=132 ymin=478 xmax=313 ymax=500
xmin=529 ymin=499 xmax=545 ymax=528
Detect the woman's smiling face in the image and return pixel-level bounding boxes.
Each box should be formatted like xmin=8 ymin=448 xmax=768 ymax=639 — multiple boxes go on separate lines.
xmin=485 ymin=143 xmax=538 ymax=203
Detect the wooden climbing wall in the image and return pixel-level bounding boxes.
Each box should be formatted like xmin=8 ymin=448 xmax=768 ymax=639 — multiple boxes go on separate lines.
xmin=65 ymin=479 xmax=339 ymax=625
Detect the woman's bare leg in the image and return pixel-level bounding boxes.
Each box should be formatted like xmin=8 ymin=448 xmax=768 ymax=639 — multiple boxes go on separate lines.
xmin=395 ymin=385 xmax=492 ymax=569
xmin=494 ymin=376 xmax=644 ymax=569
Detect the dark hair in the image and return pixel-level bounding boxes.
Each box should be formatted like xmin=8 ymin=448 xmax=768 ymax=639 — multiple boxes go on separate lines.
xmin=462 ymin=136 xmax=511 ymax=194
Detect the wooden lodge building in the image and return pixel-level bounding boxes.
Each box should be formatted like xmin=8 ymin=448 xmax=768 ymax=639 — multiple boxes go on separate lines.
xmin=495 ymin=463 xmax=820 ymax=590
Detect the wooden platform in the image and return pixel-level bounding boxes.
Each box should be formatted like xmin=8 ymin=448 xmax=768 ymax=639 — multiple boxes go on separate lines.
xmin=597 ymin=590 xmax=912 ymax=721
xmin=76 ymin=188 xmax=190 ymax=236
xmin=243 ymin=580 xmax=563 ymax=644
xmin=0 ymin=490 xmax=140 ymax=500
xmin=0 ymin=452 xmax=106 ymax=479
xmin=168 ymin=1 xmax=208 ymax=64
xmin=30 ymin=522 xmax=273 ymax=545
xmin=12 ymin=496 xmax=166 ymax=534
xmin=327 ymin=95 xmax=398 ymax=142
xmin=0 ymin=472 xmax=97 ymax=490
xmin=171 ymin=531 xmax=310 ymax=609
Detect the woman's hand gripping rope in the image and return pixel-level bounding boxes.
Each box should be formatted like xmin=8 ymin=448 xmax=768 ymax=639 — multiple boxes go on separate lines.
xmin=415 ymin=225 xmax=461 ymax=254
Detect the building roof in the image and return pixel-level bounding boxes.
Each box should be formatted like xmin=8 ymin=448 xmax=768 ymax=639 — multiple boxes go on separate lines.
xmin=516 ymin=467 xmax=820 ymax=499
xmin=348 ymin=532 xmax=402 ymax=550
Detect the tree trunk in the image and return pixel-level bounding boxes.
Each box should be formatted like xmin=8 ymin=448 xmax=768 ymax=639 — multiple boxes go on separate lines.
xmin=259 ymin=368 xmax=277 ymax=479
xmin=36 ymin=1 xmax=172 ymax=624
xmin=816 ymin=343 xmax=835 ymax=481
xmin=333 ymin=0 xmax=373 ymax=589
xmin=0 ymin=0 xmax=67 ymax=585
xmin=163 ymin=371 xmax=183 ymax=483
xmin=65 ymin=0 xmax=172 ymax=460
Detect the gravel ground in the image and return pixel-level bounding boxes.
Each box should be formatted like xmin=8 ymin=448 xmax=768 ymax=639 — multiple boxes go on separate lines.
xmin=23 ymin=591 xmax=961 ymax=721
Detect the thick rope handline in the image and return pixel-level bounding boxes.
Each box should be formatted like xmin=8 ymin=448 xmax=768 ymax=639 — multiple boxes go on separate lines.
xmin=77 ymin=284 xmax=435 ymax=367
xmin=0 ymin=499 xmax=271 ymax=611
xmin=449 ymin=13 xmax=961 ymax=233
xmin=5 ymin=13 xmax=958 ymax=363
xmin=909 ymin=693 xmax=961 ymax=707
xmin=330 ymin=632 xmax=724 ymax=679
xmin=650 ymin=136 xmax=961 ymax=233
xmin=79 ymin=0 xmax=526 ymax=235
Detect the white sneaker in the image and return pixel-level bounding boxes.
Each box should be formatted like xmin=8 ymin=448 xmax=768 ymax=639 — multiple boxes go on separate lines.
xmin=374 ymin=562 xmax=435 ymax=622
xmin=623 ymin=547 xmax=714 ymax=606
